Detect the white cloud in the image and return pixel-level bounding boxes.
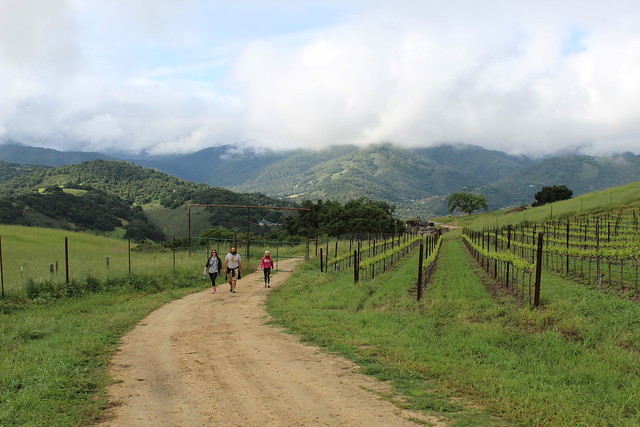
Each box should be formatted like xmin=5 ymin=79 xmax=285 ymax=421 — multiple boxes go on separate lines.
xmin=0 ymin=0 xmax=639 ymax=156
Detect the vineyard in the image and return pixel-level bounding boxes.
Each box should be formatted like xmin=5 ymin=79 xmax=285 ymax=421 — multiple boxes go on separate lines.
xmin=318 ymin=233 xmax=422 ymax=278
xmin=317 ymin=231 xmax=445 ymax=301
xmin=463 ymin=208 xmax=640 ymax=305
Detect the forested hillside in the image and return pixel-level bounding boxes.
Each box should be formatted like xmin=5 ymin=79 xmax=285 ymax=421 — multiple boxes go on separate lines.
xmin=0 ymin=159 xmax=298 ymax=238
xmin=0 ymin=160 xmax=49 ymax=182
xmin=0 ymin=185 xmax=164 ymax=240
xmin=2 ymin=142 xmax=639 ymax=218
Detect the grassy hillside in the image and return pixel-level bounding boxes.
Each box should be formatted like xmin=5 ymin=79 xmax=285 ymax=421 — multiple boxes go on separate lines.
xmin=479 ymin=154 xmax=640 ymax=210
xmin=440 ymin=180 xmax=640 ymax=230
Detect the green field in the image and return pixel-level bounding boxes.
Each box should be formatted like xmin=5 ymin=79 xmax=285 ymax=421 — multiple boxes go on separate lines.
xmin=0 ymin=225 xmax=305 ymax=298
xmin=2 ymin=181 xmax=640 ymax=425
xmin=0 ymin=225 xmax=204 ymax=297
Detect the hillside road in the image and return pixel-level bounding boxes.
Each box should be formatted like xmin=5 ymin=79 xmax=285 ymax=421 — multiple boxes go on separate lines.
xmin=99 ymin=258 xmax=438 ymax=426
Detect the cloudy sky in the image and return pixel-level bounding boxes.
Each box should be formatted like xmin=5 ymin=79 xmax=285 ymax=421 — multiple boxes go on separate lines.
xmin=1 ymin=0 xmax=639 ymax=157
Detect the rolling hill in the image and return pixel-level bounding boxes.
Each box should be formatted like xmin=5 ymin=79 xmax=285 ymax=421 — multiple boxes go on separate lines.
xmin=0 ymin=159 xmax=297 ymax=238
xmin=1 ymin=142 xmax=639 ymax=218
xmin=122 ymin=143 xmax=534 ymax=218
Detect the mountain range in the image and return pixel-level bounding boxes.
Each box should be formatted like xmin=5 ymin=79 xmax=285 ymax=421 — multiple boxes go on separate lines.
xmin=0 ymin=141 xmax=639 ymax=219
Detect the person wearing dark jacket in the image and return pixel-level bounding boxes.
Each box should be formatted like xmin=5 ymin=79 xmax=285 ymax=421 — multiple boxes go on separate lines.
xmin=203 ymin=249 xmax=222 ymax=294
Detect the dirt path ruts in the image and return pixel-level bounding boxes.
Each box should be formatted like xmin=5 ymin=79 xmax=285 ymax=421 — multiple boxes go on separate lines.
xmin=99 ymin=258 xmax=439 ymax=426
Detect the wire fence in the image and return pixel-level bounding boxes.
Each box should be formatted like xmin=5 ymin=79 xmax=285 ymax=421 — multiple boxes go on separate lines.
xmin=0 ymin=234 xmax=309 ymax=299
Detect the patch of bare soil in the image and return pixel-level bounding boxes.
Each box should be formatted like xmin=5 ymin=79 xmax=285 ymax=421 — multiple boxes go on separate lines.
xmin=99 ymin=258 xmax=442 ymax=426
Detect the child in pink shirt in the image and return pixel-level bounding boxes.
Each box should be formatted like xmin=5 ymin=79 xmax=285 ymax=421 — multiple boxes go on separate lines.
xmin=259 ymin=250 xmax=274 ymax=287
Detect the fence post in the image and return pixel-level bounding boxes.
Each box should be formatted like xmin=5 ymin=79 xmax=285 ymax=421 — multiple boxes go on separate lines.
xmin=417 ymin=243 xmax=424 ymax=301
xmin=354 ymin=250 xmax=359 ymax=283
xmin=0 ymin=236 xmax=4 ymax=299
xmin=65 ymin=237 xmax=70 ymax=284
xmin=534 ymin=232 xmax=544 ymax=307
xmin=486 ymin=231 xmax=491 ymax=273
xmin=128 ymin=238 xmax=131 ymax=275
xmin=320 ymin=248 xmax=324 ymax=272
xmin=566 ymin=222 xmax=570 ymax=274
xmin=494 ymin=227 xmax=498 ymax=278
xmin=506 ymin=225 xmax=511 ymax=287
xmin=325 ymin=244 xmax=329 ymax=271
xmin=596 ymin=217 xmax=601 ymax=285
xmin=326 ymin=239 xmax=329 ymax=266
xmin=172 ymin=237 xmax=176 ymax=272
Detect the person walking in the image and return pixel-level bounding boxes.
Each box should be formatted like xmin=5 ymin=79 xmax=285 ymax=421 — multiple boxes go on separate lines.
xmin=203 ymin=249 xmax=222 ymax=294
xmin=259 ymin=250 xmax=274 ymax=287
xmin=224 ymin=245 xmax=242 ymax=293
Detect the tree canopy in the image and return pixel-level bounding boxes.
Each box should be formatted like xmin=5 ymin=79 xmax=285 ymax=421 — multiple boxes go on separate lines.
xmin=284 ymin=198 xmax=404 ymax=237
xmin=447 ymin=193 xmax=489 ymax=215
xmin=532 ymin=185 xmax=573 ymax=206
xmin=0 ymin=185 xmax=165 ymax=241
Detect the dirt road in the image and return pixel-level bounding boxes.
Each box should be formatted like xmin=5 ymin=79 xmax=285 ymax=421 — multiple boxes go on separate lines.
xmin=100 ymin=259 xmax=437 ymax=426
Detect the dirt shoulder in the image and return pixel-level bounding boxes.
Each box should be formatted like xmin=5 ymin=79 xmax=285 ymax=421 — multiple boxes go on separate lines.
xmin=99 ymin=258 xmax=439 ymax=426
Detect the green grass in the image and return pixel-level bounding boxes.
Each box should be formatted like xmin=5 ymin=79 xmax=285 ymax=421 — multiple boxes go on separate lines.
xmin=0 ymin=274 xmax=204 ymax=425
xmin=0 ymin=225 xmax=207 ymax=297
xmin=438 ymin=181 xmax=640 ymax=230
xmin=266 ymin=230 xmax=640 ymax=425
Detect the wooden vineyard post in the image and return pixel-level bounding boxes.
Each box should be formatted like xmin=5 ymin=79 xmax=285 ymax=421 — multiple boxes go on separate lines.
xmin=534 ymin=232 xmax=544 ymax=307
xmin=417 ymin=243 xmax=424 ymax=301
xmin=566 ymin=222 xmax=570 ymax=275
xmin=354 ymin=250 xmax=359 ymax=283
xmin=506 ymin=225 xmax=511 ymax=287
xmin=494 ymin=227 xmax=498 ymax=278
